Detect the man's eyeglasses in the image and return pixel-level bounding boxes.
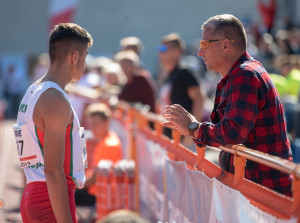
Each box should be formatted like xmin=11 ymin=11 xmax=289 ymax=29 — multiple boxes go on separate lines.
xmin=199 ymin=39 xmax=235 ymax=50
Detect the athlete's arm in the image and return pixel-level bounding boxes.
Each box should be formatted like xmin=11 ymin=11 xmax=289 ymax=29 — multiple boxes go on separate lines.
xmin=34 ymin=89 xmax=73 ymax=223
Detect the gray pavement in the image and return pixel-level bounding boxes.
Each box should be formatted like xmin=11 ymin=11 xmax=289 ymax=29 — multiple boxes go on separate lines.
xmin=0 ymin=120 xmax=23 ymax=223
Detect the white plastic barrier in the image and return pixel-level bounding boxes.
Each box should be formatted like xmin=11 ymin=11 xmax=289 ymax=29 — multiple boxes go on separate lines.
xmin=209 ymin=179 xmax=297 ymax=223
xmin=136 ymin=131 xmax=167 ymax=222
xmin=136 ymin=131 xmax=298 ymax=223
xmin=166 ymin=160 xmax=213 ymax=223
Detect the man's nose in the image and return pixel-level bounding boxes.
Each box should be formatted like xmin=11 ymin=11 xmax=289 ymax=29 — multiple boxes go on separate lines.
xmin=197 ymin=48 xmax=204 ymax=57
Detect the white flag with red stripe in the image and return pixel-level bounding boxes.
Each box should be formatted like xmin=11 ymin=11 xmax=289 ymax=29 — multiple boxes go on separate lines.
xmin=48 ymin=0 xmax=80 ymax=32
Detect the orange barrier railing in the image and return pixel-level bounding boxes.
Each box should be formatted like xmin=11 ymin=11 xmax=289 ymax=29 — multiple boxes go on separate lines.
xmin=95 ymin=159 xmax=136 ymax=220
xmin=111 ymin=101 xmax=300 ymax=222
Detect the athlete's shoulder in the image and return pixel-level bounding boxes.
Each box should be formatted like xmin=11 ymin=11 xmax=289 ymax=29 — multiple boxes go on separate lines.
xmin=39 ymin=87 xmax=69 ymax=105
xmin=36 ymin=87 xmax=72 ymax=121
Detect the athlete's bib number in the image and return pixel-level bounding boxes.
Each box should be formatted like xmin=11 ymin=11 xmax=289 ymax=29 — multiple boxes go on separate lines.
xmin=80 ymin=127 xmax=88 ymax=169
xmin=13 ymin=124 xmax=38 ymax=168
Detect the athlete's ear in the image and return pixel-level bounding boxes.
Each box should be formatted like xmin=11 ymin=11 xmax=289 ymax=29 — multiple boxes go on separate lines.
xmin=72 ymin=51 xmax=79 ymax=65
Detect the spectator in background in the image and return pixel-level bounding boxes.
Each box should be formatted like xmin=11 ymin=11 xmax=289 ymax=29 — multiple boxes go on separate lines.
xmin=255 ymin=33 xmax=277 ymax=72
xmin=257 ymin=0 xmax=277 ymax=34
xmin=102 ymin=62 xmax=127 ymax=88
xmin=120 ymin=36 xmax=144 ymax=57
xmin=0 ymin=77 xmax=6 ymax=120
xmin=157 ymin=33 xmax=204 ymax=142
xmin=96 ymin=62 xmax=126 ymax=106
xmin=114 ymin=50 xmax=156 ymax=113
xmin=31 ymin=53 xmax=50 ymax=81
xmin=164 ymin=14 xmax=292 ymax=196
xmin=120 ymin=36 xmax=155 ymax=90
xmin=273 ymin=54 xmax=300 ymax=101
xmin=3 ymin=63 xmax=29 ymax=119
xmin=271 ymin=54 xmax=300 ymax=136
xmin=90 ymin=56 xmax=113 ymax=88
xmin=75 ymin=103 xmax=122 ymax=207
xmin=275 ymin=29 xmax=295 ymax=55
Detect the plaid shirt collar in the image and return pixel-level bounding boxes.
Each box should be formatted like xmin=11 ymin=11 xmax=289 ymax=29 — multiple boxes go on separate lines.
xmin=217 ymin=52 xmax=251 ymax=88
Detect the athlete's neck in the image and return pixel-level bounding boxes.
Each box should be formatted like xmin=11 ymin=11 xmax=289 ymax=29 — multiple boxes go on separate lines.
xmin=44 ymin=68 xmax=71 ymax=89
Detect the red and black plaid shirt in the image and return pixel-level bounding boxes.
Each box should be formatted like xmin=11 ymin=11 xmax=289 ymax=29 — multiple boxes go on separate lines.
xmin=195 ymin=52 xmax=292 ymax=196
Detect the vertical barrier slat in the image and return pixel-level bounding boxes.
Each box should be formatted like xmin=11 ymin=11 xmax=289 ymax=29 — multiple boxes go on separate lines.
xmin=169 ymin=129 xmax=181 ymax=161
xmin=132 ymin=107 xmax=140 ymax=212
xmin=233 ymin=155 xmax=246 ymax=185
xmin=196 ymin=147 xmax=206 ymax=171
xmin=292 ymin=177 xmax=300 ymax=221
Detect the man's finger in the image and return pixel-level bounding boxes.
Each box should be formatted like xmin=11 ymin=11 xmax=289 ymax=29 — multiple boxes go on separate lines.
xmin=170 ymin=104 xmax=186 ymax=113
xmin=163 ymin=110 xmax=180 ymax=119
xmin=162 ymin=121 xmax=176 ymax=129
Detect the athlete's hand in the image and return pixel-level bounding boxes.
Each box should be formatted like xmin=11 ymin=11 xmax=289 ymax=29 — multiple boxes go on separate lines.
xmin=163 ymin=104 xmax=198 ymax=136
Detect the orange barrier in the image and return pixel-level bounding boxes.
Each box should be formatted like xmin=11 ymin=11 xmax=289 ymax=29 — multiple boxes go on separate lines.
xmin=111 ymin=102 xmax=300 ymax=222
xmin=96 ymin=160 xmax=114 ymax=219
xmin=95 ymin=159 xmax=136 ymax=220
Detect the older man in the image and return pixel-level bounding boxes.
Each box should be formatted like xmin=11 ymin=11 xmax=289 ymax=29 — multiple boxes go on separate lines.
xmin=164 ymin=14 xmax=292 ymax=196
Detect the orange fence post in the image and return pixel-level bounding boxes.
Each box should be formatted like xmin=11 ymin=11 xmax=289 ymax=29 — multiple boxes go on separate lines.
xmin=127 ymin=107 xmax=135 ymax=160
xmin=169 ymin=129 xmax=181 ymax=161
xmin=125 ymin=160 xmax=136 ymax=211
xmin=96 ymin=160 xmax=114 ymax=220
xmin=233 ymin=155 xmax=246 ymax=186
xmin=172 ymin=129 xmax=181 ymax=147
xmin=128 ymin=107 xmax=140 ymax=212
xmin=292 ymin=176 xmax=300 ymax=219
xmin=137 ymin=111 xmax=148 ymax=130
xmin=113 ymin=161 xmax=125 ymax=210
xmin=195 ymin=147 xmax=206 ymax=171
xmin=155 ymin=120 xmax=163 ymax=138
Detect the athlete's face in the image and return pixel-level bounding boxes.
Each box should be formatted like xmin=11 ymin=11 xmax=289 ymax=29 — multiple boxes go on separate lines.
xmin=78 ymin=47 xmax=89 ymax=76
xmin=72 ymin=46 xmax=89 ymax=81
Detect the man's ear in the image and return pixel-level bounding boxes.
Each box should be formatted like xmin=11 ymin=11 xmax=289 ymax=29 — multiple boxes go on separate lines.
xmin=72 ymin=51 xmax=79 ymax=65
xmin=223 ymin=39 xmax=231 ymax=50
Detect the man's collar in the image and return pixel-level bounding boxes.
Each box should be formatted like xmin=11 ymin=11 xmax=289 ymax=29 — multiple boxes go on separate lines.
xmin=217 ymin=52 xmax=251 ymax=87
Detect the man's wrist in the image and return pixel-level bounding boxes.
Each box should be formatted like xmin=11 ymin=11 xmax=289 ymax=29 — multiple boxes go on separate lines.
xmin=192 ymin=124 xmax=201 ymax=138
xmin=188 ymin=121 xmax=200 ymax=138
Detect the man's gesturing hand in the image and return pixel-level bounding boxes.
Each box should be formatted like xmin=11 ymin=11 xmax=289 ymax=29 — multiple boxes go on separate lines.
xmin=163 ymin=104 xmax=198 ymax=136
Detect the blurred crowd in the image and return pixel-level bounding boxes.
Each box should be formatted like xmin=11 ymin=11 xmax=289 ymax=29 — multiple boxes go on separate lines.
xmin=1 ymin=0 xmax=300 ymax=221
xmin=1 ymin=2 xmax=300 ymax=154
xmin=2 ymin=2 xmax=300 ymax=152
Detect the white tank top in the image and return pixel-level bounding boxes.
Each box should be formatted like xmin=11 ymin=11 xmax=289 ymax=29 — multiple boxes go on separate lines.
xmin=14 ymin=81 xmax=87 ymax=188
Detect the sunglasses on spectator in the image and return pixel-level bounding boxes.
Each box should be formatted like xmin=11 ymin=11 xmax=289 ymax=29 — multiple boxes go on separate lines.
xmin=200 ymin=39 xmax=235 ymax=50
xmin=158 ymin=45 xmax=168 ymax=52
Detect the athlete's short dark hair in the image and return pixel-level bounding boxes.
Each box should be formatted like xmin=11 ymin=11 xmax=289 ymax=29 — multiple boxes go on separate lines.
xmin=49 ymin=23 xmax=93 ymax=64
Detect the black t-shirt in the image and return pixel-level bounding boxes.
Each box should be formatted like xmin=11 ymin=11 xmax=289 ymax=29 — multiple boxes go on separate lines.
xmin=165 ymin=65 xmax=199 ymax=113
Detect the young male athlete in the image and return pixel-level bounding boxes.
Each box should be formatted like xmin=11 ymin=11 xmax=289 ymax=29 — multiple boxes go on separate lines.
xmin=14 ymin=23 xmax=93 ymax=222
